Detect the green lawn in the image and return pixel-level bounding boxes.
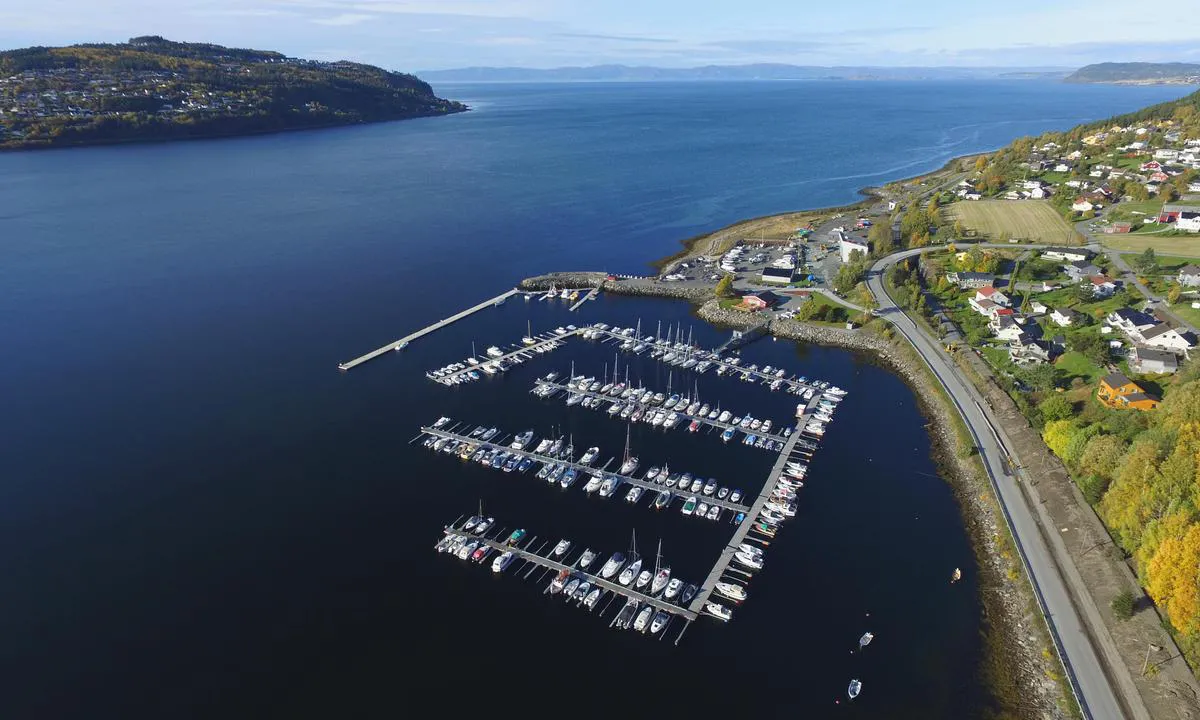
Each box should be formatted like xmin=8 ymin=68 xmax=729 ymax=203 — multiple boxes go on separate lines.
xmin=1119 ymin=253 xmax=1194 ymax=273
xmin=1055 ymin=351 xmax=1105 ymax=384
xmin=981 ymin=345 xmax=1016 ymax=373
xmin=1170 ymin=302 xmax=1200 ymax=328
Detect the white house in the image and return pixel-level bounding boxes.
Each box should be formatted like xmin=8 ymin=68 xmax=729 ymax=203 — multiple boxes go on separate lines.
xmin=1050 ymin=307 xmax=1081 ymax=327
xmin=1155 ymin=148 xmax=1180 ymax=161
xmin=969 ymin=297 xmax=998 ymax=317
xmin=1071 ymin=198 xmax=1095 ymax=213
xmin=1042 ymin=247 xmax=1093 ymax=263
xmin=991 ymin=314 xmax=1025 ymax=341
xmin=1054 ymin=163 xmax=1072 ymax=173
xmin=1177 ymin=265 xmax=1200 ymax=287
xmin=1130 ymin=346 xmax=1179 ymax=374
xmin=1029 ymin=300 xmax=1048 ymax=315
xmin=974 ymin=286 xmax=1010 ymax=307
xmin=839 ymin=236 xmax=870 ymax=263
xmin=1089 ymin=275 xmax=1117 ymax=298
xmin=1030 ymin=186 xmax=1052 ymax=199
xmin=1140 ymin=323 xmax=1195 ymax=352
xmin=1178 ymin=213 xmax=1200 ymax=233
xmin=1108 ymin=308 xmax=1158 ymax=337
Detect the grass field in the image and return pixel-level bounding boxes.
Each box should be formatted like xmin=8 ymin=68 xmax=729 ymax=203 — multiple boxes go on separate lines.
xmin=1055 ymin=351 xmax=1104 ymax=385
xmin=1101 ymin=233 xmax=1200 ymax=253
xmin=945 ymin=200 xmax=1075 ymax=243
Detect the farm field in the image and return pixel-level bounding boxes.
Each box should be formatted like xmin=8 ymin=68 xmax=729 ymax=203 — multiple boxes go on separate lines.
xmin=945 ymin=200 xmax=1074 ymax=243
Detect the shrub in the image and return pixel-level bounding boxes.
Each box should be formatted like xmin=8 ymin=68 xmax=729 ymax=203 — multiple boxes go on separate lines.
xmin=1111 ymin=589 xmax=1135 ymax=620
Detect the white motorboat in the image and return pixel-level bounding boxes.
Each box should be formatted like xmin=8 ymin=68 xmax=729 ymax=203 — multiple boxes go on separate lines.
xmin=644 ymin=466 xmax=661 ymax=482
xmin=580 ymin=446 xmax=600 ymax=465
xmin=618 ymin=557 xmax=643 ymax=586
xmin=702 ymin=479 xmax=717 ymax=496
xmin=650 ymin=610 xmax=669 ymax=634
xmin=598 ymin=475 xmax=621 ymax=498
xmin=635 ymin=569 xmax=652 ymax=590
xmin=734 ymin=551 xmax=764 ymax=570
xmin=510 ymin=430 xmax=534 ymax=450
xmin=663 ymin=578 xmax=683 ymax=600
xmin=583 ymin=588 xmax=602 ymax=609
xmin=615 ymin=598 xmax=640 ymax=630
xmin=491 ymin=551 xmax=515 ymax=573
xmin=584 ymin=474 xmax=604 ymax=493
xmin=633 ymin=605 xmax=654 ymax=632
xmin=473 ymin=517 xmax=494 ymax=535
xmin=848 ymin=679 xmax=862 ymax=700
xmin=859 ymin=632 xmax=874 ymax=649
xmin=714 ymin=582 xmax=747 ymax=602
xmin=625 ymin=486 xmax=643 ymax=503
xmin=681 ymin=496 xmax=698 ymax=516
xmin=651 ymin=567 xmax=671 ymax=595
xmin=562 ymin=577 xmax=581 ymax=598
xmin=600 ymin=552 xmax=626 ymax=579
xmin=706 ymin=505 xmax=720 ymax=521
xmin=577 ymin=548 xmax=597 ymax=569
xmin=552 ymin=539 xmax=572 ymax=557
xmin=689 ymin=478 xmax=703 ymax=493
xmin=737 ymin=543 xmax=763 ymax=557
xmin=696 ymin=501 xmax=709 ymax=517
xmin=619 ymin=456 xmax=639 ymax=474
xmin=705 ymin=602 xmax=732 ymax=621
xmin=654 ymin=490 xmax=672 ymax=510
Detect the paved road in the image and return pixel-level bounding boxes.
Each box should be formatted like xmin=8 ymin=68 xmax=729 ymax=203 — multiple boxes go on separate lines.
xmin=868 ymin=245 xmax=1127 ymax=720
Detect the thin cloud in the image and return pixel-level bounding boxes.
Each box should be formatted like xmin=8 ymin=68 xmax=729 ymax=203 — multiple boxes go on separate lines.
xmin=553 ymin=32 xmax=676 ymax=44
xmin=311 ymin=12 xmax=375 ymax=25
xmin=704 ymin=39 xmax=854 ymax=53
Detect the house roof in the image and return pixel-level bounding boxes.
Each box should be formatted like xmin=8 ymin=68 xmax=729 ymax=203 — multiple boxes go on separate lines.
xmin=1111 ymin=307 xmax=1154 ymax=325
xmin=1052 ymin=306 xmax=1081 ymax=317
xmin=974 ymin=298 xmax=997 ymax=311
xmin=1125 ymin=392 xmax=1158 ymax=404
xmin=1133 ymin=346 xmax=1178 ymax=364
xmin=976 ymin=286 xmax=997 ymax=297
xmin=1090 ymin=275 xmax=1114 ymax=286
xmin=958 ymin=272 xmax=994 ymax=281
xmin=760 ymin=267 xmax=793 ymax=278
xmin=1140 ymin=323 xmax=1177 ymax=341
xmin=995 ymin=308 xmax=1015 ymax=316
xmin=1102 ymin=372 xmax=1134 ymax=389
xmin=1069 ymin=260 xmax=1099 ymax=271
xmin=1044 ymin=246 xmax=1093 ymax=257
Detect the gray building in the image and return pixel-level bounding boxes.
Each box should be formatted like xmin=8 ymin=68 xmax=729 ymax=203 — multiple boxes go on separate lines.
xmin=947 ymin=271 xmax=995 ymax=289
xmin=1130 ymin=346 xmax=1179 ymax=374
xmin=760 ymin=266 xmax=795 ymax=285
xmin=1178 ymin=264 xmax=1200 ymax=287
xmin=1064 ymin=261 xmax=1102 ymax=282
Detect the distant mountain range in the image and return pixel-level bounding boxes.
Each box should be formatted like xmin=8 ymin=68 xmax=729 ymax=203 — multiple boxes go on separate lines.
xmin=1064 ymin=62 xmax=1200 ymax=85
xmin=420 ymin=64 xmax=1074 ymax=83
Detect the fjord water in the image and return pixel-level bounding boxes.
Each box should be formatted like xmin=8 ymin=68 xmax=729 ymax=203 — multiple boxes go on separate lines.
xmin=0 ymin=80 xmax=1191 ymax=717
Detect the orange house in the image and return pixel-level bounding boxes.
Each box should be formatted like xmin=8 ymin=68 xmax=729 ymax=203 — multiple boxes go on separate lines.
xmin=1097 ymin=372 xmax=1159 ymax=411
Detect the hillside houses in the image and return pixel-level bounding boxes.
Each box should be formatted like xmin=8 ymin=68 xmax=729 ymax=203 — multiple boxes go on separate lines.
xmin=1107 ymin=307 xmax=1195 ymax=355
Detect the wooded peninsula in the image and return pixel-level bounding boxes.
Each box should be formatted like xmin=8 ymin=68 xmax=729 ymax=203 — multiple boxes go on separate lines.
xmin=0 ymin=36 xmax=466 ymax=150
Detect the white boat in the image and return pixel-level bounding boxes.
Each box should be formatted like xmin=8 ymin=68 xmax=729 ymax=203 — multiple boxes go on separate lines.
xmin=598 ymin=475 xmax=621 ymax=497
xmin=618 ymin=557 xmax=643 ymax=586
xmin=702 ymin=479 xmax=717 ymax=496
xmin=644 ymin=466 xmax=661 ymax=482
xmin=573 ymin=581 xmax=592 ymax=601
xmin=510 ymin=430 xmax=534 ymax=450
xmin=535 ymin=438 xmax=552 ymax=454
xmin=654 ymin=491 xmax=672 ymax=510
xmin=859 ymin=632 xmax=874 ymax=649
xmin=681 ymin=496 xmax=698 ymax=516
xmin=650 ymin=610 xmax=669 ymax=634
xmin=635 ymin=569 xmax=652 ymax=589
xmin=619 ymin=457 xmax=639 ymax=474
xmin=486 ymin=346 xmax=504 ymax=358
xmin=563 ymin=577 xmax=581 ymax=598
xmin=705 ymin=602 xmax=732 ymax=621
xmin=600 ymin=552 xmax=626 ymax=579
xmin=651 ymin=567 xmax=671 ymax=595
xmin=848 ymin=679 xmax=862 ymax=700
xmin=696 ymin=501 xmax=709 ymax=517
xmin=734 ymin=551 xmax=763 ymax=570
xmin=457 ymin=541 xmax=478 ymax=560
xmin=663 ymin=578 xmax=683 ymax=600
xmin=625 ymin=486 xmax=643 ymax=503
xmin=580 ymin=446 xmax=600 ymax=465
xmin=584 ymin=474 xmax=604 ymax=493
xmin=583 ymin=588 xmax=602 ymax=609
xmin=633 ymin=605 xmax=654 ymax=632
xmin=552 ymin=539 xmax=572 ymax=557
xmin=549 ymin=569 xmax=570 ymax=594
xmin=577 ymin=548 xmax=597 ymax=570
xmin=492 ymin=550 xmax=515 ymax=573
xmin=474 ymin=517 xmax=493 ymax=535
xmin=714 ymin=582 xmax=747 ymax=602
xmin=706 ymin=505 xmax=720 ymax=521
xmin=737 ymin=543 xmax=763 ymax=557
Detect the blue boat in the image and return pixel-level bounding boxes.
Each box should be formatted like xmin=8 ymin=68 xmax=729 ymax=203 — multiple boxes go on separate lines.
xmin=721 ymin=427 xmax=735 ymax=442
xmin=734 ymin=512 xmax=745 ymax=524
xmin=518 ymin=457 xmax=534 ymax=472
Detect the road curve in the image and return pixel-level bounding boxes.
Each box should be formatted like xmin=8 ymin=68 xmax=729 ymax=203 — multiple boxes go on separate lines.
xmin=867 ymin=244 xmax=1131 ymax=720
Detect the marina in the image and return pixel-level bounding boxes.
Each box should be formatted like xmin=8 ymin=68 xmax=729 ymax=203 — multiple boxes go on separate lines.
xmin=420 ymin=318 xmax=849 ymax=641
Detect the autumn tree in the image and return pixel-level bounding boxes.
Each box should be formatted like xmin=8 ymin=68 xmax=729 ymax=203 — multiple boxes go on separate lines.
xmin=1146 ymin=524 xmax=1200 ymax=636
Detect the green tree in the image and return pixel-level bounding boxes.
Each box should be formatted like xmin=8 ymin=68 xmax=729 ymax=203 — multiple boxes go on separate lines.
xmin=1039 ymin=395 xmax=1076 ymax=422
xmin=1111 ymin=589 xmax=1135 ymax=620
xmin=714 ymin=275 xmax=733 ymax=298
xmin=1135 ymin=248 xmax=1158 ymax=275
xmin=868 ymin=221 xmax=893 ymax=256
xmin=1168 ymin=284 xmax=1183 ymax=305
xmin=1018 ymin=363 xmax=1058 ymax=392
xmin=1078 ymin=434 xmax=1127 ymax=482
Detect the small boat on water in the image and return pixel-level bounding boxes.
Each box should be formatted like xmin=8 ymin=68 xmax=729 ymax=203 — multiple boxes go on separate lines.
xmin=625 ymin=486 xmax=643 ymax=503
xmin=651 ymin=567 xmax=671 ymax=595
xmin=859 ymin=632 xmax=874 ymax=650
xmin=705 ymin=602 xmax=732 ymax=621
xmin=600 ymin=552 xmax=626 ymax=579
xmin=562 ymin=577 xmax=581 ymax=598
xmin=714 ymin=582 xmax=747 ymax=602
xmin=681 ymin=496 xmax=698 ymax=516
xmin=473 ymin=517 xmax=493 ymax=535
xmin=848 ymin=679 xmax=862 ymax=700
xmin=584 ymin=474 xmax=604 ymax=493
xmin=549 ymin=569 xmax=570 ymax=594
xmin=618 ymin=557 xmax=643 ymax=586
xmin=552 ymin=539 xmax=572 ymax=557
xmin=680 ymin=583 xmax=698 ymax=604
xmin=706 ymin=505 xmax=720 ymax=521
xmin=506 ymin=528 xmax=526 ymax=546
xmin=615 ymin=598 xmax=640 ymax=630
xmin=650 ymin=610 xmax=669 ymax=634
xmin=663 ymin=578 xmax=683 ymax=600
xmin=635 ymin=569 xmax=652 ymax=590
xmin=583 ymin=588 xmax=602 ymax=609
xmin=580 ymin=446 xmax=600 ymax=465
xmin=573 ymin=580 xmax=591 ymax=601
xmin=734 ymin=551 xmax=763 ymax=570
xmin=951 ymin=567 xmax=962 ymax=583
xmin=492 ymin=550 xmax=515 ymax=573
xmin=654 ymin=490 xmax=672 ymax=510
xmin=577 ymin=548 xmax=597 ymax=569
xmin=633 ymin=605 xmax=654 ymax=632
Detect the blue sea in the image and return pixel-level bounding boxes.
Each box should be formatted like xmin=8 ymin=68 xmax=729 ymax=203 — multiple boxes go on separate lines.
xmin=0 ymin=80 xmax=1190 ymax=718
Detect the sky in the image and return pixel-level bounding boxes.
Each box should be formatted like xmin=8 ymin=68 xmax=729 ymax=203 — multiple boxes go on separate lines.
xmin=2 ymin=0 xmax=1200 ymax=71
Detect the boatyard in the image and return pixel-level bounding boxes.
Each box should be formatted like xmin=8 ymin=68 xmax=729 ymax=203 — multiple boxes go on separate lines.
xmin=417 ymin=316 xmax=846 ymax=641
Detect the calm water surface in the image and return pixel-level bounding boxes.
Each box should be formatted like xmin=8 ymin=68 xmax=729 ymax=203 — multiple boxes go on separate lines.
xmin=0 ymin=80 xmax=1191 ymax=718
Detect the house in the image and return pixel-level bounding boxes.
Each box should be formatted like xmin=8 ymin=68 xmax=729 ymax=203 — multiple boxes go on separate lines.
xmin=1108 ymin=308 xmax=1158 ymax=337
xmin=1097 ymin=372 xmax=1159 ymax=411
xmin=1029 ymin=300 xmax=1048 ymax=315
xmin=1189 ymin=182 xmax=1200 ymax=193
xmin=990 ymin=314 xmax=1025 ymax=341
xmin=759 ymin=266 xmax=795 ymax=285
xmin=947 ymin=271 xmax=995 ymax=289
xmin=969 ymin=297 xmax=998 ymax=317
xmin=1154 ymin=149 xmax=1180 ymax=161
xmin=1178 ymin=213 xmax=1200 ymax=233
xmin=1029 ymin=186 xmax=1052 ymax=199
xmin=1141 ymin=161 xmax=1162 ymax=172
xmin=1050 ymin=307 xmax=1082 ymax=327
xmin=1041 ymin=247 xmax=1094 ymax=263
xmin=1139 ymin=323 xmax=1195 ymax=352
xmin=1064 ymin=261 xmax=1102 ymax=282
xmin=974 ymin=286 xmax=1010 ymax=307
xmin=1105 ymin=222 xmax=1132 ymax=234
xmin=839 ymin=236 xmax=870 ymax=263
xmin=1088 ymin=275 xmax=1117 ymax=298
xmin=735 ymin=294 xmax=773 ymax=312
xmin=1177 ymin=264 xmax=1200 ymax=287
xmin=1158 ymin=203 xmax=1200 ymax=223
xmin=1054 ymin=163 xmax=1072 ymax=173
xmin=1149 ymin=171 xmax=1170 ymax=183
xmin=1072 ymin=198 xmax=1095 ymax=213
xmin=1129 ymin=346 xmax=1179 ymax=374
xmin=1009 ymin=339 xmax=1051 ymax=365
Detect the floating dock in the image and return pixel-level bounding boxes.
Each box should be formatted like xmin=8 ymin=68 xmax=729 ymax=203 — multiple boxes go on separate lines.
xmin=569 ymin=287 xmax=600 ymax=312
xmin=420 ymin=423 xmax=753 ymax=517
xmin=338 ymin=288 xmax=519 ymax=371
xmin=428 ymin=328 xmax=580 ymax=385
xmin=532 ymin=378 xmax=792 ymax=447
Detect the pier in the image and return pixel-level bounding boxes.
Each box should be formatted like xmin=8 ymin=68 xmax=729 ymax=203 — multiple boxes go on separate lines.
xmin=569 ymin=287 xmax=600 ymax=312
xmin=440 ymin=518 xmax=698 ymax=623
xmin=420 ymin=423 xmax=753 ymax=516
xmin=338 ymin=288 xmax=519 ymax=371
xmin=429 ymin=328 xmax=581 ymax=384
xmin=532 ymin=378 xmax=791 ymax=446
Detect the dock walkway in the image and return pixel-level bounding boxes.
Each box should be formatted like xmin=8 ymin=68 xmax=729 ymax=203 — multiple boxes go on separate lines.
xmin=569 ymin=287 xmax=599 ymax=312
xmin=421 ymin=424 xmax=752 ymax=516
xmin=338 ymin=288 xmax=519 ymax=370
xmin=433 ymin=328 xmax=580 ymax=384
xmin=532 ymin=379 xmax=790 ymax=445
xmin=445 ymin=519 xmax=698 ymax=622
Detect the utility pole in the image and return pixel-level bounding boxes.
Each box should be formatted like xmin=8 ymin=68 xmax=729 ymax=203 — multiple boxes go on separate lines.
xmin=1142 ymin=643 xmax=1163 ymax=676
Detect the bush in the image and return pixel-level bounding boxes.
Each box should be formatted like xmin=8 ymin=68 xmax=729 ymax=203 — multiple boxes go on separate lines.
xmin=1111 ymin=589 xmax=1135 ymax=620
xmin=1040 ymin=395 xmax=1075 ymax=422
xmin=1078 ymin=474 xmax=1110 ymax=505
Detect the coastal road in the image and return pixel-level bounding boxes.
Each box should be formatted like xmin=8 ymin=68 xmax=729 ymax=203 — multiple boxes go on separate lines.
xmin=868 ymin=246 xmax=1127 ymax=720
